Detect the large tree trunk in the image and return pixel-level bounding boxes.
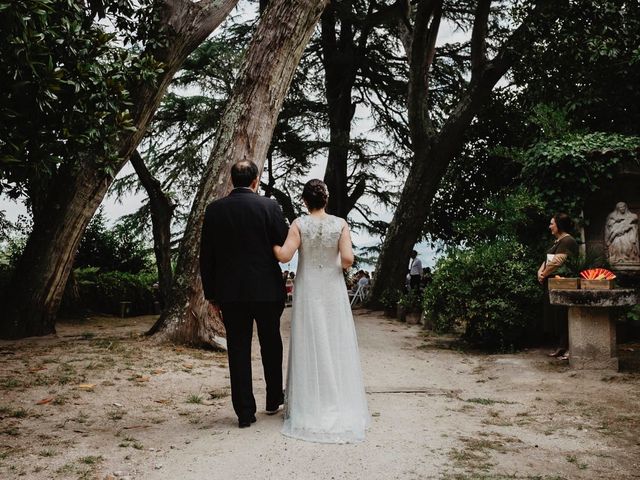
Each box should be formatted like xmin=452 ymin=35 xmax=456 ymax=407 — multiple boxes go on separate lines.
xmin=150 ymin=0 xmax=329 ymax=348
xmin=130 ymin=150 xmax=176 ymax=307
xmin=320 ymin=0 xmax=397 ymax=219
xmin=321 ymin=2 xmax=358 ymax=219
xmin=0 ymin=0 xmax=238 ymax=339
xmin=370 ymin=0 xmax=562 ymax=303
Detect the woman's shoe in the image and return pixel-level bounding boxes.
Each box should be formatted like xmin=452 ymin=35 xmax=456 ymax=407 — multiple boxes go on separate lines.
xmin=559 ymin=352 xmax=570 ymax=361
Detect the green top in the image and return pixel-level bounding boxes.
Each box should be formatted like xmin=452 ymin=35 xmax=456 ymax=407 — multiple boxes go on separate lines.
xmin=547 ymin=234 xmax=578 ymax=257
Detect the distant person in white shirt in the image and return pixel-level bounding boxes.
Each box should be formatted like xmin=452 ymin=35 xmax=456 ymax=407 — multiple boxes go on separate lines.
xmin=408 ymin=250 xmax=422 ymax=291
xmin=357 ymin=271 xmax=370 ymax=288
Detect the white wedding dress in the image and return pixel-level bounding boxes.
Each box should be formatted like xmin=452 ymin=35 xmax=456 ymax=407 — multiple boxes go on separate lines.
xmin=281 ymin=214 xmax=370 ymax=443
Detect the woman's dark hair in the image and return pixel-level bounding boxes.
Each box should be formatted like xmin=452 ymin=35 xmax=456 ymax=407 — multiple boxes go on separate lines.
xmin=553 ymin=212 xmax=573 ymax=233
xmin=302 ymin=179 xmax=329 ymax=210
xmin=231 ymin=160 xmax=259 ymax=187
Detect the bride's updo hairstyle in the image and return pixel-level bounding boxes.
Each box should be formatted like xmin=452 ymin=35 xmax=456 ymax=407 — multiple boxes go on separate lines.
xmin=302 ymin=179 xmax=329 ymax=211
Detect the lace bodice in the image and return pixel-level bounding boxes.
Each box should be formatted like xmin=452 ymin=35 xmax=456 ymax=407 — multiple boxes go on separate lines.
xmin=295 ymin=214 xmax=344 ymax=271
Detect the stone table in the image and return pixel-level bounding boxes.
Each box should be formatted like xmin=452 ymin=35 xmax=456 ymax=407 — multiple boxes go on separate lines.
xmin=549 ymin=288 xmax=638 ymax=370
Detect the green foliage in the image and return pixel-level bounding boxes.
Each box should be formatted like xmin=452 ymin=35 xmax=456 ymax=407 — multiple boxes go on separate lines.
xmin=0 ymin=0 xmax=159 ymax=204
xmin=520 ymin=132 xmax=640 ymax=216
xmin=423 ymin=240 xmax=543 ymax=351
xmin=398 ymin=290 xmax=421 ymax=312
xmin=453 ymin=189 xmax=548 ymax=248
xmin=557 ymin=251 xmax=610 ymax=278
xmin=427 ymin=0 xmax=640 ymax=244
xmin=512 ymin=0 xmax=640 ymax=136
xmin=75 ymin=210 xmax=150 ymax=274
xmin=61 ymin=267 xmax=157 ymax=316
xmin=378 ymin=288 xmax=401 ymax=311
xmin=624 ymin=305 xmax=640 ymax=323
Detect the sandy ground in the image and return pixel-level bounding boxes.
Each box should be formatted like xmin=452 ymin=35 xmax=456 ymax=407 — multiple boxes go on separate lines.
xmin=1 ymin=309 xmax=640 ymax=480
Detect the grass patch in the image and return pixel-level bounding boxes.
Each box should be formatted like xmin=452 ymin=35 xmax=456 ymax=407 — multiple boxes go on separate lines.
xmin=107 ymin=410 xmax=125 ymax=421
xmin=55 ymin=462 xmax=75 ymax=474
xmin=0 ymin=406 xmax=29 ymax=418
xmin=186 ymin=394 xmax=203 ymax=404
xmin=1 ymin=426 xmax=19 ymax=436
xmin=79 ymin=455 xmax=102 ymax=465
xmin=0 ymin=377 xmax=21 ymax=389
xmin=209 ymin=388 xmax=230 ymax=400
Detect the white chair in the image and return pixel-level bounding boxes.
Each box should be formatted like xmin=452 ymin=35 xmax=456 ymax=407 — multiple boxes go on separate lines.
xmin=349 ymin=283 xmax=369 ymax=307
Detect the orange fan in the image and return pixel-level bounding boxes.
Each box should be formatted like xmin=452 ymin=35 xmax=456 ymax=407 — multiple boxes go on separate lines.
xmin=579 ymin=268 xmax=616 ymax=280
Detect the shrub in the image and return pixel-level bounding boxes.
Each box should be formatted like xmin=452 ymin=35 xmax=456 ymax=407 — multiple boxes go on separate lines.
xmin=423 ymin=240 xmax=543 ymax=351
xmin=60 ymin=268 xmax=158 ymax=316
xmin=378 ymin=288 xmax=401 ymax=311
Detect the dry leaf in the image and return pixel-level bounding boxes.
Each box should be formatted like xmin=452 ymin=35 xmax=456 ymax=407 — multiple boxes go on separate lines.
xmin=77 ymin=384 xmax=96 ymax=391
xmin=135 ymin=376 xmax=150 ymax=383
xmin=182 ymin=364 xmax=193 ymax=369
xmin=29 ymin=367 xmax=46 ymax=373
xmin=154 ymin=399 xmax=171 ymax=404
xmin=36 ymin=397 xmax=54 ymax=405
xmin=152 ymin=368 xmax=166 ymax=375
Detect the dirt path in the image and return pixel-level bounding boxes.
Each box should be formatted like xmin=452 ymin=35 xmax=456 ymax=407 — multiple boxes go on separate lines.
xmin=1 ymin=310 xmax=639 ymax=479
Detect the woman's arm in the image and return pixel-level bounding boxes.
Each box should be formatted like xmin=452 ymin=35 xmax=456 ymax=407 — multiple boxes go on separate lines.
xmin=539 ymin=253 xmax=568 ymax=282
xmin=273 ymin=221 xmax=301 ymax=263
xmin=338 ymin=220 xmax=354 ymax=269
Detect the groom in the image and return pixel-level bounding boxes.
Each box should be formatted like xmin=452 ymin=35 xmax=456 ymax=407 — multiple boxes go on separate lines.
xmin=199 ymin=160 xmax=289 ymax=428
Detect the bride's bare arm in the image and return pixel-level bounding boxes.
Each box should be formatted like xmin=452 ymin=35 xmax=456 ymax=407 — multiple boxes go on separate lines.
xmin=273 ymin=221 xmax=301 ymax=263
xmin=339 ymin=220 xmax=354 ymax=269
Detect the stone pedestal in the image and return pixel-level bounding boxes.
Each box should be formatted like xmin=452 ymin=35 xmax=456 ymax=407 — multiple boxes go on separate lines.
xmin=567 ymin=307 xmax=618 ymax=370
xmin=549 ymin=289 xmax=638 ymax=371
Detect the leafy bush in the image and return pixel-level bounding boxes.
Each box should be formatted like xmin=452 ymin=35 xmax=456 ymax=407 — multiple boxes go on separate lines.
xmin=398 ymin=290 xmax=422 ymax=311
xmin=378 ymin=288 xmax=401 ymax=311
xmin=60 ymin=267 xmax=158 ymax=316
xmin=75 ymin=210 xmax=150 ymax=274
xmin=423 ymin=240 xmax=543 ymax=351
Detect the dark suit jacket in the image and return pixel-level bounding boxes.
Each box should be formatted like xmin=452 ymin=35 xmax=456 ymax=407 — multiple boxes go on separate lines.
xmin=199 ymin=188 xmax=289 ymax=303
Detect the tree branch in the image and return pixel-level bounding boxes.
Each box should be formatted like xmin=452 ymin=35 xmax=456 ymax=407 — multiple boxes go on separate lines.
xmin=408 ymin=0 xmax=443 ymax=145
xmin=470 ymin=0 xmax=491 ymax=81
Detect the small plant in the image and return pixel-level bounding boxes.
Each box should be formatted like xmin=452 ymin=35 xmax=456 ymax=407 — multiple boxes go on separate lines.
xmin=0 ymin=377 xmax=21 ymax=389
xmin=398 ymin=290 xmax=422 ymax=312
xmin=107 ymin=410 xmax=124 ymax=421
xmin=378 ymin=288 xmax=401 ymax=311
xmin=186 ymin=394 xmax=202 ymax=404
xmin=558 ymin=252 xmax=609 ymax=278
xmin=79 ymin=455 xmax=102 ymax=465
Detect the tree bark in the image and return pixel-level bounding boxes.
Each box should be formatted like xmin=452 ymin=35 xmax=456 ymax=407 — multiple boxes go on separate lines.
xmin=130 ymin=150 xmax=175 ymax=307
xmin=321 ymin=0 xmax=401 ymax=219
xmin=370 ymin=0 xmax=562 ymax=304
xmin=150 ymin=0 xmax=329 ymax=348
xmin=0 ymin=0 xmax=238 ymax=339
xmin=321 ymin=1 xmax=358 ymax=219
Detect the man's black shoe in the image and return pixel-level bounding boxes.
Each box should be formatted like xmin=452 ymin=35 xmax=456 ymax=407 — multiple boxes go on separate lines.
xmin=266 ymin=399 xmax=284 ymax=415
xmin=238 ymin=415 xmax=257 ymax=428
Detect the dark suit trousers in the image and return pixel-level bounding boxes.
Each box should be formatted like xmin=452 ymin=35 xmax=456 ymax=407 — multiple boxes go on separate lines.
xmin=219 ymin=301 xmax=285 ymax=421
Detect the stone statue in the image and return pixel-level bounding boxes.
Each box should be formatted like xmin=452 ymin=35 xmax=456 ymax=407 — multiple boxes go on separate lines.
xmin=605 ymin=202 xmax=640 ymax=265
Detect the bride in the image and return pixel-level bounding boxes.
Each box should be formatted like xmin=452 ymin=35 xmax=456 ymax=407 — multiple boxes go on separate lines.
xmin=273 ymin=179 xmax=370 ymax=443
